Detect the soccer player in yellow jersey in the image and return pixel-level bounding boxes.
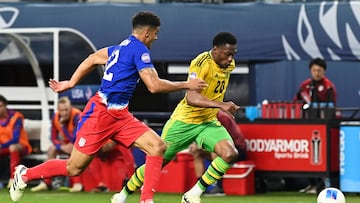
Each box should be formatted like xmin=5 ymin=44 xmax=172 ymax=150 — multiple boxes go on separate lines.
xmin=112 ymin=32 xmax=240 ymax=203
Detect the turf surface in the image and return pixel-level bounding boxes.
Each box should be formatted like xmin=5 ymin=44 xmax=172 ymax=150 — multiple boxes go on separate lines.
xmin=1 ymin=189 xmax=360 ymax=203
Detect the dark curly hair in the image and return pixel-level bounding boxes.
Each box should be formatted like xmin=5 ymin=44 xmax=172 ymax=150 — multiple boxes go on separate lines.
xmin=309 ymin=58 xmax=326 ymax=70
xmin=213 ymin=32 xmax=237 ymax=47
xmin=132 ymin=11 xmax=160 ymax=29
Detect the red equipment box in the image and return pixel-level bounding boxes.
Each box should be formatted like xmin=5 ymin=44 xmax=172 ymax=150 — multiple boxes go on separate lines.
xmin=157 ymin=152 xmax=197 ymax=193
xmin=223 ymin=160 xmax=255 ymax=195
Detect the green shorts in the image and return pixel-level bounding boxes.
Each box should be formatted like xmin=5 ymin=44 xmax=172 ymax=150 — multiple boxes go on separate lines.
xmin=161 ymin=119 xmax=233 ymax=161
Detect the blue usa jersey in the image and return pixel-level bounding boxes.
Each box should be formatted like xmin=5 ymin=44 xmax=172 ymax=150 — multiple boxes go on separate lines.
xmin=98 ymin=35 xmax=154 ymax=109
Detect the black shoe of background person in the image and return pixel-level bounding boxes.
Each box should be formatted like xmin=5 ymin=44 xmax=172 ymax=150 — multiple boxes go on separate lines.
xmin=91 ymin=185 xmax=109 ymax=192
xmin=204 ymin=185 xmax=225 ymax=196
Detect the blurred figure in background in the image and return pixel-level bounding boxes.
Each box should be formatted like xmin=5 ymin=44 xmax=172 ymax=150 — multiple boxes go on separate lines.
xmin=0 ymin=95 xmax=32 ymax=188
xmin=86 ymin=140 xmax=135 ymax=192
xmin=189 ymin=109 xmax=247 ymax=195
xmin=294 ymin=58 xmax=337 ymax=106
xmin=294 ymin=58 xmax=337 ymax=194
xmin=31 ymin=96 xmax=83 ymax=192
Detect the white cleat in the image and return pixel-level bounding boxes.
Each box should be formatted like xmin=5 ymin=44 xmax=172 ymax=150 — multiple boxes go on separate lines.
xmin=30 ymin=181 xmax=49 ymax=192
xmin=69 ymin=183 xmax=83 ymax=192
xmin=9 ymin=165 xmax=28 ymax=202
xmin=181 ymin=193 xmax=201 ymax=203
xmin=111 ymin=193 xmax=125 ymax=203
xmin=7 ymin=178 xmax=14 ymax=189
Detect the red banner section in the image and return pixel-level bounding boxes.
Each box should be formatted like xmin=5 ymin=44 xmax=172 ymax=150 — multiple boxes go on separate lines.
xmin=238 ymin=123 xmax=339 ymax=172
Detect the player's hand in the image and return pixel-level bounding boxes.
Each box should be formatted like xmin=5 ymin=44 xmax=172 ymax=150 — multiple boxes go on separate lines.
xmin=187 ymin=78 xmax=208 ymax=91
xmin=49 ymin=79 xmax=72 ymax=93
xmin=220 ymin=101 xmax=240 ymax=118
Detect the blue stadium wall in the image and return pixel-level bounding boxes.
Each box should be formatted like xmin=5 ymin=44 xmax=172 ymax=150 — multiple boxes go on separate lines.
xmin=1 ymin=2 xmax=360 ymax=108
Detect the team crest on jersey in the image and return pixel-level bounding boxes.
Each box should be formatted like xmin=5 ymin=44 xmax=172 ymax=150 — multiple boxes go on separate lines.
xmin=190 ymin=72 xmax=197 ymax=79
xmin=141 ymin=53 xmax=151 ymax=63
xmin=78 ymin=137 xmax=86 ymax=147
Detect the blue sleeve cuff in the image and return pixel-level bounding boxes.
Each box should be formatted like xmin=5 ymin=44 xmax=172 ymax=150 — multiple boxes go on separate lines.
xmin=55 ymin=144 xmax=61 ymax=151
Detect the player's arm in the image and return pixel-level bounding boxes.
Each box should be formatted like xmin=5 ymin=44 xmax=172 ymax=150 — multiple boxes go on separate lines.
xmin=139 ymin=68 xmax=207 ymax=93
xmin=186 ymin=90 xmax=239 ymax=116
xmin=49 ymin=48 xmax=109 ymax=93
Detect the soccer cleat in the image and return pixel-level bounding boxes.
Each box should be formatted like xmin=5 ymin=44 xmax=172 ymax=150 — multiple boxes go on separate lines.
xmin=305 ymin=186 xmax=317 ymax=194
xmin=9 ymin=165 xmax=28 ymax=202
xmin=181 ymin=193 xmax=201 ymax=203
xmin=69 ymin=183 xmax=83 ymax=192
xmin=91 ymin=185 xmax=109 ymax=192
xmin=30 ymin=181 xmax=49 ymax=192
xmin=6 ymin=178 xmax=14 ymax=189
xmin=299 ymin=184 xmax=313 ymax=193
xmin=111 ymin=193 xmax=125 ymax=203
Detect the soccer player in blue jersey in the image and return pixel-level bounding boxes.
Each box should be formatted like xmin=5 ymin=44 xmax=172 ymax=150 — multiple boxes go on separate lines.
xmin=9 ymin=11 xmax=207 ymax=203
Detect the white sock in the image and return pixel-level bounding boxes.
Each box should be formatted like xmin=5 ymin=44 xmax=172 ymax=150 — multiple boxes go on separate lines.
xmin=186 ymin=183 xmax=204 ymax=197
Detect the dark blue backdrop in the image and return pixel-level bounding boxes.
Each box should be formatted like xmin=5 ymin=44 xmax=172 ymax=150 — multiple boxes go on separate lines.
xmin=1 ymin=2 xmax=359 ymax=61
xmin=1 ymin=2 xmax=359 ymax=108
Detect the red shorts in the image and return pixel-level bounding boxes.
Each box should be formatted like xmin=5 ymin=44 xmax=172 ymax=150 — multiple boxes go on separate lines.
xmin=74 ymin=94 xmax=151 ymax=155
xmin=0 ymin=144 xmax=30 ymax=156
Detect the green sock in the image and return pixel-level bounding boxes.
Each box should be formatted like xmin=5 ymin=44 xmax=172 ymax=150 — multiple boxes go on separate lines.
xmin=122 ymin=164 xmax=145 ymax=195
xmin=197 ymin=157 xmax=231 ymax=190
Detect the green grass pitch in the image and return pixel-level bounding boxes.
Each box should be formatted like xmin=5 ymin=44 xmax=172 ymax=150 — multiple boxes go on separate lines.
xmin=1 ymin=189 xmax=360 ymax=203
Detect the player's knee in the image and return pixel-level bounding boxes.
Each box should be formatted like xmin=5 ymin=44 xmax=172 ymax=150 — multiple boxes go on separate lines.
xmin=156 ymin=140 xmax=167 ymax=155
xmin=66 ymin=162 xmax=83 ymax=176
xmin=220 ymin=147 xmax=238 ymax=164
xmin=8 ymin=144 xmax=21 ymax=152
xmin=149 ymin=139 xmax=167 ymax=156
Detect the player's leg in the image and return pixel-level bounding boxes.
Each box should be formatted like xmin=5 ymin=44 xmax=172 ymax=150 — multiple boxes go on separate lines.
xmin=31 ymin=142 xmax=75 ymax=192
xmin=188 ymin=143 xmax=211 ymax=178
xmin=58 ymin=143 xmax=83 ymax=192
xmin=109 ymin=111 xmax=165 ymax=203
xmin=9 ymin=144 xmax=23 ymax=180
xmin=10 ymin=96 xmax=104 ymax=202
xmin=18 ymin=148 xmax=93 ymax=182
xmin=1 ymin=144 xmax=27 ymax=189
xmin=0 ymin=147 xmax=11 ymax=187
xmin=183 ymin=122 xmax=237 ymax=202
xmin=9 ymin=146 xmax=94 ymax=202
xmin=30 ymin=145 xmax=58 ymax=192
xmin=113 ymin=119 xmax=197 ymax=203
xmin=112 ymin=130 xmax=165 ymax=203
xmin=134 ymin=130 xmax=166 ymax=203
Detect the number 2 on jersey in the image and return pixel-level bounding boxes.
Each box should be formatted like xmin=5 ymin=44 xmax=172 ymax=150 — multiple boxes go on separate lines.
xmin=103 ymin=49 xmax=120 ymax=81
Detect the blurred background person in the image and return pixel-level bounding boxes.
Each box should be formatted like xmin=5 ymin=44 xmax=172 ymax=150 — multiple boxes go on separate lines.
xmin=294 ymin=58 xmax=337 ymax=106
xmin=294 ymin=58 xmax=337 ymax=194
xmin=84 ymin=140 xmax=135 ymax=192
xmin=31 ymin=96 xmax=83 ymax=192
xmin=0 ymin=95 xmax=32 ymax=188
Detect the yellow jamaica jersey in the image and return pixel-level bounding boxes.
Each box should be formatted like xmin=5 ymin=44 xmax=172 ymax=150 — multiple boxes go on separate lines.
xmin=170 ymin=51 xmax=235 ymax=124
